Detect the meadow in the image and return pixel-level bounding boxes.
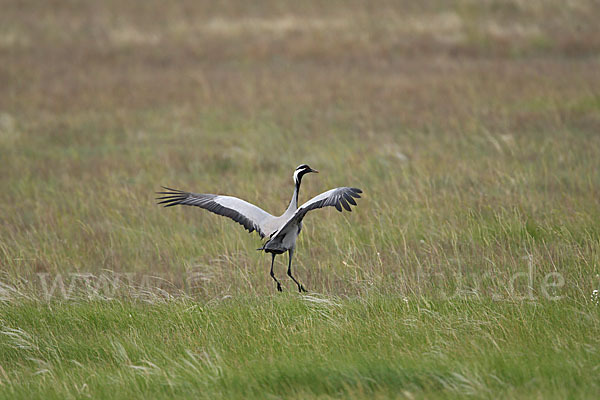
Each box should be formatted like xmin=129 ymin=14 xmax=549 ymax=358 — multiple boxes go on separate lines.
xmin=1 ymin=0 xmax=600 ymax=398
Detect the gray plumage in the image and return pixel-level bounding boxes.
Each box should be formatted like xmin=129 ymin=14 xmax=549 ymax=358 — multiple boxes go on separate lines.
xmin=156 ymin=189 xmax=274 ymax=238
xmin=157 ymin=164 xmax=362 ymax=292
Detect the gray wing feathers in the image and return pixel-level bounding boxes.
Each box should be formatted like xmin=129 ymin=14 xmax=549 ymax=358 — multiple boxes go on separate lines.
xmin=298 ymin=187 xmax=362 ymax=215
xmin=156 ymin=187 xmax=274 ymax=238
xmin=268 ymin=187 xmax=362 ymax=240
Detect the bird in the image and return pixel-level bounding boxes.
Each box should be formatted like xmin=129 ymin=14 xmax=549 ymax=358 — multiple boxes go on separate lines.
xmin=156 ymin=164 xmax=362 ymax=292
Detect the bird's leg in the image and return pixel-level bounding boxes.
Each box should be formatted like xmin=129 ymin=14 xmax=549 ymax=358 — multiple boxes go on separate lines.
xmin=270 ymin=253 xmax=282 ymax=292
xmin=287 ymin=249 xmax=306 ymax=293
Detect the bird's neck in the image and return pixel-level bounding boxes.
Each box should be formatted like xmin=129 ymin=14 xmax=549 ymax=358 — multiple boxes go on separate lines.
xmin=285 ymin=180 xmax=301 ymax=214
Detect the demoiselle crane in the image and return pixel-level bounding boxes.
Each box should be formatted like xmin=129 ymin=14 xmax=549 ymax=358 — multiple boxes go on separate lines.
xmin=156 ymin=164 xmax=362 ymax=292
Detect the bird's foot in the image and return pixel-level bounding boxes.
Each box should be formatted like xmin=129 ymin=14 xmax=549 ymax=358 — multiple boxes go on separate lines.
xmin=277 ymin=283 xmax=283 ymax=292
xmin=298 ymin=285 xmax=307 ymax=293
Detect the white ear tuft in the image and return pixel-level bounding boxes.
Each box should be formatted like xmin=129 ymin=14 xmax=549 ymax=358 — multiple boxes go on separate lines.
xmin=293 ymin=169 xmax=300 ymax=184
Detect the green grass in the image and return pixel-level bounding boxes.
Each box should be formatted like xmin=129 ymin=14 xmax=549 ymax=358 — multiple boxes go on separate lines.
xmin=1 ymin=296 xmax=599 ymax=399
xmin=1 ymin=0 xmax=600 ymax=398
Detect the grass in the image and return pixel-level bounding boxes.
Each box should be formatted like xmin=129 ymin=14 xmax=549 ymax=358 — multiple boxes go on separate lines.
xmin=1 ymin=0 xmax=600 ymax=398
xmin=2 ymin=296 xmax=599 ymax=399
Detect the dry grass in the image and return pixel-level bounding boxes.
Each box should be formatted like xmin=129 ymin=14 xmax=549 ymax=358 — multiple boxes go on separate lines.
xmin=2 ymin=0 xmax=599 ymax=297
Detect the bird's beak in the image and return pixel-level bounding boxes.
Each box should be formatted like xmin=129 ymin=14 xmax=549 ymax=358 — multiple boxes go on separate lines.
xmin=310 ymin=168 xmax=319 ymax=173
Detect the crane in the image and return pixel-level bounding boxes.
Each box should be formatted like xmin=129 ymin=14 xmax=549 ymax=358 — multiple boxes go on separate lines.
xmin=157 ymin=164 xmax=362 ymax=292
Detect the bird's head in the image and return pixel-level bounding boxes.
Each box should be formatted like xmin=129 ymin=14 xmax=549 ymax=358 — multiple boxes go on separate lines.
xmin=293 ymin=164 xmax=318 ymax=185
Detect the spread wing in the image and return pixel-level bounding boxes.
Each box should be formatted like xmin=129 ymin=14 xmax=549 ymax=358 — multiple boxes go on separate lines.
xmin=156 ymin=187 xmax=275 ymax=238
xmin=269 ymin=187 xmax=362 ymax=240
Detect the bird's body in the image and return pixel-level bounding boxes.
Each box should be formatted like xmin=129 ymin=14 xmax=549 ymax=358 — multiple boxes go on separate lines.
xmin=157 ymin=164 xmax=362 ymax=292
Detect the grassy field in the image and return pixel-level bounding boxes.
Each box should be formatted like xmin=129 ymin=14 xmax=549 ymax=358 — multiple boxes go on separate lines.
xmin=1 ymin=0 xmax=600 ymax=398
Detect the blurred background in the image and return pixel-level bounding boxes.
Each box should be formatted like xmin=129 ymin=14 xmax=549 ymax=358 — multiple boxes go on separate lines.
xmin=1 ymin=0 xmax=599 ymax=298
